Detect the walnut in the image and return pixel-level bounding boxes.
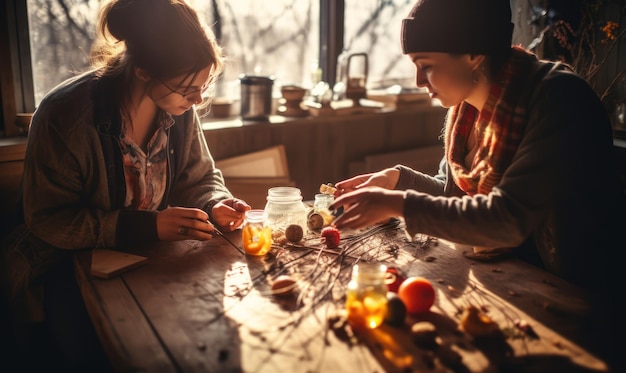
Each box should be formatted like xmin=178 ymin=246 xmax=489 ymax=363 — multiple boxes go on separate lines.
xmin=285 ymin=224 xmax=303 ymax=243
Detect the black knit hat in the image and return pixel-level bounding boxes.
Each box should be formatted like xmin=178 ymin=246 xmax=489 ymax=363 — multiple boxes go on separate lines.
xmin=401 ymin=0 xmax=513 ymax=55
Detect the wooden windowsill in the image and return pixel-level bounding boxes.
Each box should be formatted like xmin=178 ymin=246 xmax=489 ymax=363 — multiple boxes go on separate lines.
xmin=0 ymin=104 xmax=446 ymax=163
xmin=0 ymin=136 xmax=27 ymax=163
xmin=200 ymin=103 xmax=444 ymax=131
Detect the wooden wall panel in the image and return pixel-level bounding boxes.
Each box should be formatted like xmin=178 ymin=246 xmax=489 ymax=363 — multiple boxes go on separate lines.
xmin=203 ymin=107 xmax=447 ymax=199
xmin=0 ymin=107 xmax=448 ymax=215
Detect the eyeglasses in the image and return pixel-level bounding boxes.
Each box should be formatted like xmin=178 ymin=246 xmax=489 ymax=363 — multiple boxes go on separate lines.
xmin=158 ymin=78 xmax=211 ymax=97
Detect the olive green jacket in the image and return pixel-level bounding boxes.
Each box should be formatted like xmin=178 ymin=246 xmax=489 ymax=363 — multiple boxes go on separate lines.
xmin=1 ymin=71 xmax=232 ymax=321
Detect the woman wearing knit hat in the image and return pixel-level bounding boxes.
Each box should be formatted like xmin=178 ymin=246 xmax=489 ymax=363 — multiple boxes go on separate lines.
xmin=332 ymin=3 xmax=624 ymax=368
xmin=331 ymin=0 xmax=625 ymax=291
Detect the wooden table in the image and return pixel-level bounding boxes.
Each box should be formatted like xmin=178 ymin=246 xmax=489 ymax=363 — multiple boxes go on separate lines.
xmin=75 ymin=219 xmax=617 ymax=373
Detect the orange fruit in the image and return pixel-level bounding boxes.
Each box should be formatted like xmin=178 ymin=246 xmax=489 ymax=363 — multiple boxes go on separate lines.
xmin=397 ymin=277 xmax=435 ymax=314
xmin=242 ymin=226 xmax=271 ymax=255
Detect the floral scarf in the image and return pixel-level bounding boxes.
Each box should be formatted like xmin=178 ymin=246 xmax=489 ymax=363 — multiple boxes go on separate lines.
xmin=445 ymin=46 xmax=548 ymax=195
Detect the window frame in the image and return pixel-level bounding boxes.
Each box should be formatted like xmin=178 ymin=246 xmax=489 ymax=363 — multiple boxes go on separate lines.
xmin=2 ymin=0 xmax=35 ymax=137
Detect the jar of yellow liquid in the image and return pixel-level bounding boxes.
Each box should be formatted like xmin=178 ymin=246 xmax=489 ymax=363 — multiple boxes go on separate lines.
xmin=345 ymin=263 xmax=388 ymax=330
xmin=242 ymin=210 xmax=272 ymax=256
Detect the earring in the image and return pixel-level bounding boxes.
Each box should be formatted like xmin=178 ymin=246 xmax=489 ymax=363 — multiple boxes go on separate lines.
xmin=472 ymin=69 xmax=479 ymax=84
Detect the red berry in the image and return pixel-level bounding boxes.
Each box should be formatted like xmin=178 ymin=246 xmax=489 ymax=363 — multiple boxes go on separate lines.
xmin=385 ymin=267 xmax=407 ymax=293
xmin=320 ymin=227 xmax=341 ymax=248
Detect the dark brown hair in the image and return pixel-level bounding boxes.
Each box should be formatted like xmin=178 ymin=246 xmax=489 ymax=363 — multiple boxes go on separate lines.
xmin=90 ymin=0 xmax=224 ymax=118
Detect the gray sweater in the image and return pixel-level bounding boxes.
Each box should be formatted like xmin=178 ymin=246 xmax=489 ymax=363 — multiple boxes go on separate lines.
xmin=395 ymin=59 xmax=625 ymax=289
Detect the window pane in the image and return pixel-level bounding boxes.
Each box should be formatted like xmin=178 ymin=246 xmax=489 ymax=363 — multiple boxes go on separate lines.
xmin=343 ymin=0 xmax=416 ymax=89
xmin=26 ymin=0 xmax=101 ymax=105
xmin=189 ymin=0 xmax=319 ymax=98
xmin=26 ymin=0 xmax=319 ymax=106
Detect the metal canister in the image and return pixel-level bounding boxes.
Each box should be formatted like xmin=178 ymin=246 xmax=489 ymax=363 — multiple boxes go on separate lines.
xmin=239 ymin=75 xmax=274 ymax=120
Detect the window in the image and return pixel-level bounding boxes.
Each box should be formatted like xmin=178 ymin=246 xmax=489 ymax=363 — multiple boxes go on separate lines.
xmin=188 ymin=0 xmax=321 ymax=99
xmin=2 ymin=0 xmax=420 ymax=136
xmin=26 ymin=0 xmax=101 ymax=105
xmin=343 ymin=0 xmax=416 ymax=89
xmin=25 ymin=0 xmax=322 ymax=105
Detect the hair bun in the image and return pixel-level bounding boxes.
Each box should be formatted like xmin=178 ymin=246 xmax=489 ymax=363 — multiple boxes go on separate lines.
xmin=92 ymin=0 xmax=222 ymax=80
xmin=106 ymin=0 xmax=157 ymax=42
xmin=105 ymin=0 xmax=134 ymax=42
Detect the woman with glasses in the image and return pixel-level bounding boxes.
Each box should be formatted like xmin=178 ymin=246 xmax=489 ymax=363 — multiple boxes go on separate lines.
xmin=1 ymin=0 xmax=250 ymax=370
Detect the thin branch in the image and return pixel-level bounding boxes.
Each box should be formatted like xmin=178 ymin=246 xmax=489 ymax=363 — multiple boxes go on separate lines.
xmin=600 ymin=68 xmax=626 ymax=102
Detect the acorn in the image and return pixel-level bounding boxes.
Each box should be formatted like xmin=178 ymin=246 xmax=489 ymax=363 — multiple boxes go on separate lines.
xmin=271 ymin=275 xmax=297 ymax=297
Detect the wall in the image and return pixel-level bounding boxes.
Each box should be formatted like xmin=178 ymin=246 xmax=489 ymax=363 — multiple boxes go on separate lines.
xmin=202 ymin=106 xmax=447 ymax=200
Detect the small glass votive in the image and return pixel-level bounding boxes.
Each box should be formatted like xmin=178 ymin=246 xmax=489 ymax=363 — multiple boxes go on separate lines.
xmin=313 ymin=193 xmax=334 ymax=227
xmin=314 ymin=193 xmax=334 ymax=212
xmin=241 ymin=209 xmax=272 ymax=256
xmin=345 ymin=263 xmax=388 ymax=330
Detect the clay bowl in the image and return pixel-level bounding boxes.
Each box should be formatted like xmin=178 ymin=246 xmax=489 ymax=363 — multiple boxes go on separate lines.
xmin=280 ymin=85 xmax=307 ymax=101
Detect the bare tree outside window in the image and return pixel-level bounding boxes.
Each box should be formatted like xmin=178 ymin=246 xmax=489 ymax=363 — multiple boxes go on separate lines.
xmin=189 ymin=0 xmax=320 ymax=98
xmin=26 ymin=0 xmax=417 ymax=107
xmin=26 ymin=0 xmax=321 ymax=105
xmin=344 ymin=0 xmax=416 ymax=89
xmin=27 ymin=0 xmax=101 ymax=105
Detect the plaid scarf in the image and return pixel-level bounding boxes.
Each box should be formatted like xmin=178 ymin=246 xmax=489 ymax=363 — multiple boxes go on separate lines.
xmin=445 ymin=47 xmax=544 ymax=195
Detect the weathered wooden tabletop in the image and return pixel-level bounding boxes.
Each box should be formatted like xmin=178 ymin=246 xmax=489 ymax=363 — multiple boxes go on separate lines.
xmin=74 ymin=219 xmax=615 ymax=373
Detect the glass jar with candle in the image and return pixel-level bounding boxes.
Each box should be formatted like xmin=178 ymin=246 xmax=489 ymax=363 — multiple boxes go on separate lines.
xmin=345 ymin=263 xmax=388 ymax=330
xmin=264 ymin=187 xmax=308 ymax=238
xmin=241 ymin=209 xmax=272 ymax=256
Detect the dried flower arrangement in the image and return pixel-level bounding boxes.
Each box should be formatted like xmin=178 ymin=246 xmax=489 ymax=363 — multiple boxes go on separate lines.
xmin=528 ymin=0 xmax=626 ymax=135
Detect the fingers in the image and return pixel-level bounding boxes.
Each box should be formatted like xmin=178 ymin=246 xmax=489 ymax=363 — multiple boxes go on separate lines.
xmin=331 ymin=203 xmax=367 ymax=230
xmin=329 ymin=189 xmax=359 ymax=212
xmin=329 ymin=187 xmax=401 ymax=230
xmin=211 ymin=199 xmax=248 ymax=231
xmin=231 ymin=198 xmax=251 ymax=212
xmin=176 ymin=218 xmax=217 ymax=239
xmin=158 ymin=207 xmax=217 ymax=241
xmin=170 ymin=206 xmax=210 ymax=222
xmin=162 ymin=200 xmax=251 ymax=240
xmin=220 ymin=198 xmax=251 ymax=212
xmin=334 ymin=180 xmax=357 ymax=196
xmin=329 ymin=192 xmax=360 ymax=229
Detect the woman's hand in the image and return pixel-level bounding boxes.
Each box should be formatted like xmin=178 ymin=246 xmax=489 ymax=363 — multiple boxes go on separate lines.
xmin=157 ymin=207 xmax=217 ymax=241
xmin=210 ymin=198 xmax=251 ymax=231
xmin=334 ymin=167 xmax=400 ymax=197
xmin=329 ymin=187 xmax=405 ymax=230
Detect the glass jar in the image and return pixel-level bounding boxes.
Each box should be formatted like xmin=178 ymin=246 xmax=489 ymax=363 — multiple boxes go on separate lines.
xmin=313 ymin=193 xmax=334 ymax=227
xmin=241 ymin=209 xmax=272 ymax=256
xmin=264 ymin=187 xmax=308 ymax=237
xmin=345 ymin=263 xmax=388 ymax=330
